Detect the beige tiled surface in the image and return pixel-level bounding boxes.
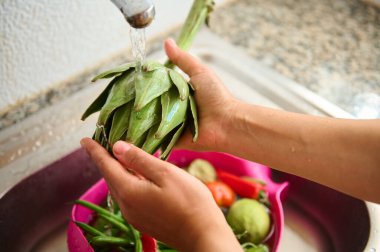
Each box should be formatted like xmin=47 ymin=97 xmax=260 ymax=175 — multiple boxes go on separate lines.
xmin=210 ymin=0 xmax=380 ymax=116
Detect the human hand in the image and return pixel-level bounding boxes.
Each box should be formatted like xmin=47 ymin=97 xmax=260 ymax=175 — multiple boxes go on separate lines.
xmin=80 ymin=138 xmax=242 ymax=252
xmin=164 ymin=39 xmax=238 ymax=152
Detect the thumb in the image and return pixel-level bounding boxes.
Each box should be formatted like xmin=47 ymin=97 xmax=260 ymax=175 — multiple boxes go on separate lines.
xmin=164 ymin=38 xmax=208 ymax=78
xmin=112 ymin=141 xmax=169 ymax=185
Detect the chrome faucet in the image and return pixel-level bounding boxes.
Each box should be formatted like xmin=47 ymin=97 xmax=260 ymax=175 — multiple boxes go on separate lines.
xmin=110 ymin=0 xmax=155 ymax=28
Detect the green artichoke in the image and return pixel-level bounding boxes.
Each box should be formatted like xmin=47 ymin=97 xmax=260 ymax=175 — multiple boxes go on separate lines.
xmin=81 ymin=61 xmax=198 ymax=159
xmin=81 ymin=0 xmax=213 ymax=159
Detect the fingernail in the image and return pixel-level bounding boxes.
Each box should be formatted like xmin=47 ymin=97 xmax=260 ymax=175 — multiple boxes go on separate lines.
xmin=166 ymin=38 xmax=176 ymax=47
xmin=113 ymin=141 xmax=132 ymax=155
xmin=80 ymin=138 xmax=87 ymax=149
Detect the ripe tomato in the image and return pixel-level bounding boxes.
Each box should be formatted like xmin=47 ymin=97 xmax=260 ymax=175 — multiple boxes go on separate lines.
xmin=206 ymin=181 xmax=236 ymax=207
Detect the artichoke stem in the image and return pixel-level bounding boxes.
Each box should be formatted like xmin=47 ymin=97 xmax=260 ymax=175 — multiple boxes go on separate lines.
xmin=165 ymin=0 xmax=214 ymax=68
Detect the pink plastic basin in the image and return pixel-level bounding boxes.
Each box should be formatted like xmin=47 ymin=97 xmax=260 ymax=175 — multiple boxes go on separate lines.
xmin=67 ymin=149 xmax=288 ymax=252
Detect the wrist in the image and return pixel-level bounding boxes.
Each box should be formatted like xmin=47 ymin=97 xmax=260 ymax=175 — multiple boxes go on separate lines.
xmin=215 ymin=98 xmax=245 ymax=153
xmin=193 ymin=229 xmax=242 ymax=252
xmin=184 ymin=214 xmax=242 ymax=252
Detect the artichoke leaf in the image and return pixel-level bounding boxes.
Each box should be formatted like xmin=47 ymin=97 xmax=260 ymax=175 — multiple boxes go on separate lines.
xmin=132 ymin=131 xmax=148 ymax=148
xmin=143 ymin=61 xmax=165 ymax=72
xmin=93 ymin=126 xmax=102 ymax=142
xmin=126 ymin=98 xmax=161 ymax=144
xmin=157 ymin=130 xmax=175 ymax=157
xmin=189 ymin=94 xmax=199 ymax=141
xmin=97 ymin=72 xmax=135 ymax=126
xmin=169 ymin=69 xmax=189 ymax=101
xmin=141 ymin=124 xmax=164 ymax=154
xmin=134 ymin=68 xmax=171 ymax=111
xmin=155 ymin=87 xmax=188 ymax=139
xmin=81 ymin=79 xmax=115 ymax=121
xmin=94 ymin=124 xmax=110 ymax=151
xmin=92 ymin=62 xmax=136 ymax=82
xmin=160 ymin=121 xmax=186 ymax=160
xmin=109 ymin=102 xmax=133 ymax=145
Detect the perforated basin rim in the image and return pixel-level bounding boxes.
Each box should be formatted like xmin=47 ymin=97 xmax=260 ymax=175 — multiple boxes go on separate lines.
xmin=67 ymin=149 xmax=288 ymax=251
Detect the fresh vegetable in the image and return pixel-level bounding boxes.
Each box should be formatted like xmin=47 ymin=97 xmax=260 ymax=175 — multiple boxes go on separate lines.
xmin=242 ymin=177 xmax=270 ymax=207
xmin=97 ymin=213 xmax=132 ymax=235
xmin=157 ymin=241 xmax=179 ymax=252
xmin=242 ymin=177 xmax=266 ymax=186
xmin=74 ymin=221 xmax=106 ymax=237
xmin=185 ymin=160 xmax=272 ymax=250
xmin=91 ymin=236 xmax=134 ymax=247
xmin=81 ymin=0 xmax=215 ymax=160
xmin=74 ymin=200 xmax=142 ymax=252
xmin=218 ymin=171 xmax=264 ymax=199
xmin=206 ymin=181 xmax=235 ymax=207
xmin=187 ymin=159 xmax=217 ymax=183
xmin=226 ymin=199 xmax=271 ymax=244
xmin=75 ymin=199 xmax=124 ymax=222
xmin=242 ymin=243 xmax=269 ymax=252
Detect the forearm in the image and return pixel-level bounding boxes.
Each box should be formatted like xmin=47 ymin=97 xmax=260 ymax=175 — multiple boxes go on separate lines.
xmin=218 ymin=101 xmax=380 ymax=203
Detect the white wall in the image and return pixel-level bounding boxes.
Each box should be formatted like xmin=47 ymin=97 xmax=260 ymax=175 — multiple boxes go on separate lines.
xmin=0 ymin=0 xmax=195 ymax=112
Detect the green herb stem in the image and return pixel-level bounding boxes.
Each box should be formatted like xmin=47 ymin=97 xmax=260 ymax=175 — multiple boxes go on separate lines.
xmin=74 ymin=221 xmax=106 ymax=237
xmin=91 ymin=235 xmax=134 ymax=246
xmin=74 ymin=200 xmax=124 ymax=222
xmin=98 ymin=213 xmax=132 ymax=236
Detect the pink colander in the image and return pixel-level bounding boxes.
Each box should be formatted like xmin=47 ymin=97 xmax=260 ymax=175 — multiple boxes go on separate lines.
xmin=67 ymin=149 xmax=288 ymax=252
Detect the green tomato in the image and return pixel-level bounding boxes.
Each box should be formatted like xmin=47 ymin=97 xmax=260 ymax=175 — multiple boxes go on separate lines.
xmin=227 ymin=199 xmax=271 ymax=244
xmin=244 ymin=244 xmax=269 ymax=252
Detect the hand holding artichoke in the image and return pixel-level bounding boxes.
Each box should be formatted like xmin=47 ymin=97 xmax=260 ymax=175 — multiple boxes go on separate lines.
xmin=82 ymin=0 xmax=214 ymax=159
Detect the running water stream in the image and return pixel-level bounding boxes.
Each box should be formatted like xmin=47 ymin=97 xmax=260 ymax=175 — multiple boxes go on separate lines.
xmin=130 ymin=27 xmax=147 ymax=73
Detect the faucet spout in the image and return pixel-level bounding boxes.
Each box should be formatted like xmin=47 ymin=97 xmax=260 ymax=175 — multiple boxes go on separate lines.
xmin=110 ymin=0 xmax=155 ymax=28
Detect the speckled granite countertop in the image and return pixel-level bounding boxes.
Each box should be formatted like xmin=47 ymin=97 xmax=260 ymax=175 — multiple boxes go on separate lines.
xmin=209 ymin=0 xmax=380 ymax=117
xmin=1 ymin=0 xmax=379 ymax=130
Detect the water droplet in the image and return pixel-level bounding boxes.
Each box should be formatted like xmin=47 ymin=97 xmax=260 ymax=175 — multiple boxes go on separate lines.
xmin=369 ymin=248 xmax=376 ymax=252
xmin=17 ymin=149 xmax=22 ymax=156
xmin=48 ymin=130 xmax=53 ymax=136
xmin=35 ymin=140 xmax=41 ymax=147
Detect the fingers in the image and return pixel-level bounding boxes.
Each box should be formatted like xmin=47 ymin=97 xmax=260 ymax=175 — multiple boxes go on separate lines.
xmin=80 ymin=138 xmax=140 ymax=194
xmin=164 ymin=38 xmax=208 ymax=78
xmin=112 ymin=141 xmax=170 ymax=185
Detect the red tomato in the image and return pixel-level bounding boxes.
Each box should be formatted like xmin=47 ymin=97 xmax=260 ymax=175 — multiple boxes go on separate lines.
xmin=206 ymin=181 xmax=236 ymax=207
